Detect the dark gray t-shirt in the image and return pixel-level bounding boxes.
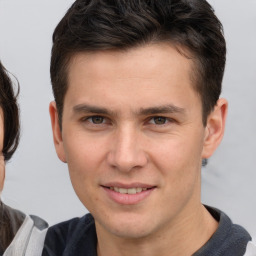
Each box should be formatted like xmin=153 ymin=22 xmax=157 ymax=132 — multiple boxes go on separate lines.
xmin=193 ymin=206 xmax=251 ymax=256
xmin=42 ymin=206 xmax=251 ymax=256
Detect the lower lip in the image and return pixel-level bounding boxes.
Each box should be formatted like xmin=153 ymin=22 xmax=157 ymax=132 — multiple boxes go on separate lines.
xmin=102 ymin=187 xmax=155 ymax=205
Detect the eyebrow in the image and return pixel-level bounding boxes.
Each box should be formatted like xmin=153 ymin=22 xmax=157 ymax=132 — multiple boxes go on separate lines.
xmin=73 ymin=104 xmax=185 ymax=116
xmin=73 ymin=104 xmax=115 ymax=116
xmin=139 ymin=104 xmax=186 ymax=116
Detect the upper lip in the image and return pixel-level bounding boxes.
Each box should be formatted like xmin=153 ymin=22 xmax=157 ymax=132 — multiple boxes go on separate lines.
xmin=102 ymin=182 xmax=156 ymax=189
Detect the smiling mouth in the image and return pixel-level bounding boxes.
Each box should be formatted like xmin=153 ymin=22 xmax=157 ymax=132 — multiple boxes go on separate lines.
xmin=103 ymin=186 xmax=155 ymax=194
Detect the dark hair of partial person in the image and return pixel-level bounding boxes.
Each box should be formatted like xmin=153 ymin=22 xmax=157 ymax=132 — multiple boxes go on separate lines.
xmin=51 ymin=0 xmax=226 ymax=127
xmin=0 ymin=61 xmax=20 ymax=161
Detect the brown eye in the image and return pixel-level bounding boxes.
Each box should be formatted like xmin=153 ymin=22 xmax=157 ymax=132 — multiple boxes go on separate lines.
xmin=91 ymin=116 xmax=104 ymax=124
xmin=153 ymin=117 xmax=167 ymax=125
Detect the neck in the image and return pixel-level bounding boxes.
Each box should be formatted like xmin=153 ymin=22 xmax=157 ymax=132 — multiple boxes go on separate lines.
xmin=96 ymin=204 xmax=218 ymax=256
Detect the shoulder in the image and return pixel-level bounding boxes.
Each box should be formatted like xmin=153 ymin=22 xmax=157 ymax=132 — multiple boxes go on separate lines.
xmin=194 ymin=206 xmax=251 ymax=256
xmin=244 ymin=239 xmax=256 ymax=256
xmin=226 ymin=222 xmax=252 ymax=255
xmin=3 ymin=214 xmax=48 ymax=256
xmin=45 ymin=213 xmax=94 ymax=242
xmin=42 ymin=213 xmax=96 ymax=256
xmin=213 ymin=207 xmax=251 ymax=248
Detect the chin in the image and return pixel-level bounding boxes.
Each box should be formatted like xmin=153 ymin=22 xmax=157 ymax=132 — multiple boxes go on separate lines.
xmin=111 ymin=225 xmax=153 ymax=239
xmin=99 ymin=213 xmax=156 ymax=239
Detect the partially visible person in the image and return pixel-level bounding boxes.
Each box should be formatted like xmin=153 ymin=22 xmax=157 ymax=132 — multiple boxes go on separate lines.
xmin=0 ymin=61 xmax=48 ymax=256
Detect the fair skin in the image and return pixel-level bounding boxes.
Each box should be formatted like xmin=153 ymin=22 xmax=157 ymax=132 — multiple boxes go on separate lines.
xmin=0 ymin=108 xmax=5 ymax=192
xmin=50 ymin=43 xmax=227 ymax=256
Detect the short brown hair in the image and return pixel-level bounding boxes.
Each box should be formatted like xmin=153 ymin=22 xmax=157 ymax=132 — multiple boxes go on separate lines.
xmin=51 ymin=0 xmax=226 ymax=126
xmin=0 ymin=61 xmax=20 ymax=161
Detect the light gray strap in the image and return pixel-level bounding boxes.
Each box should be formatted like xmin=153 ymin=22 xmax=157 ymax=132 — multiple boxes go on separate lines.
xmin=3 ymin=216 xmax=33 ymax=256
xmin=3 ymin=216 xmax=48 ymax=256
xmin=24 ymin=227 xmax=47 ymax=256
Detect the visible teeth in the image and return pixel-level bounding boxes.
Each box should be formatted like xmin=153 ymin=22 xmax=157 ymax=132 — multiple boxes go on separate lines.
xmin=136 ymin=188 xmax=143 ymax=193
xmin=119 ymin=188 xmax=128 ymax=194
xmin=127 ymin=188 xmax=137 ymax=194
xmin=112 ymin=187 xmax=147 ymax=194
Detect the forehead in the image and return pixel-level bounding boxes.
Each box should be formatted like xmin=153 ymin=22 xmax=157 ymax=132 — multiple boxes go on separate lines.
xmin=69 ymin=43 xmax=193 ymax=80
xmin=65 ymin=43 xmax=200 ymax=113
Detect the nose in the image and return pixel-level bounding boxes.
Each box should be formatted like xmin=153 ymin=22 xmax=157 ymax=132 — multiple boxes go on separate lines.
xmin=107 ymin=125 xmax=148 ymax=172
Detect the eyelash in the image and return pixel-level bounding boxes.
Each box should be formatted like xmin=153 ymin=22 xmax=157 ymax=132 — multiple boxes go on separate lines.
xmin=148 ymin=116 xmax=169 ymax=125
xmin=81 ymin=115 xmax=175 ymax=126
xmin=82 ymin=116 xmax=108 ymax=125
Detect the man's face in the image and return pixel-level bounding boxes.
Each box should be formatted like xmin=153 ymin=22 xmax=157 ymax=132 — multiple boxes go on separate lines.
xmin=0 ymin=108 xmax=5 ymax=191
xmin=51 ymin=43 xmax=224 ymax=239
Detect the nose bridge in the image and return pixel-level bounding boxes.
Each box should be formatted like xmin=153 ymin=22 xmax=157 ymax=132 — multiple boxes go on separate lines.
xmin=108 ymin=123 xmax=147 ymax=172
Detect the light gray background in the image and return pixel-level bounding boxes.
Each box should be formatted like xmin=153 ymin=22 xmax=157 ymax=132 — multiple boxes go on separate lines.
xmin=0 ymin=0 xmax=256 ymax=235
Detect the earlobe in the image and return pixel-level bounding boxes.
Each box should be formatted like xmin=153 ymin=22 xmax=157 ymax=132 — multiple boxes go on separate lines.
xmin=202 ymin=98 xmax=228 ymax=159
xmin=49 ymin=101 xmax=67 ymax=163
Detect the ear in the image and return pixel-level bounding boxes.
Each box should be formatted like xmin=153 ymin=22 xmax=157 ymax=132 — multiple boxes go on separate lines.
xmin=49 ymin=101 xmax=67 ymax=163
xmin=202 ymin=98 xmax=228 ymax=159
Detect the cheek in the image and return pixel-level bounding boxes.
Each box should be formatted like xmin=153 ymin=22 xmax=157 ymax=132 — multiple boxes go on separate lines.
xmin=67 ymin=152 xmax=100 ymax=211
xmin=64 ymin=131 xmax=107 ymax=169
xmin=150 ymin=139 xmax=202 ymax=215
xmin=63 ymin=135 xmax=108 ymax=204
xmin=149 ymin=134 xmax=203 ymax=186
xmin=65 ymin=142 xmax=102 ymax=180
xmin=0 ymin=159 xmax=5 ymax=191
